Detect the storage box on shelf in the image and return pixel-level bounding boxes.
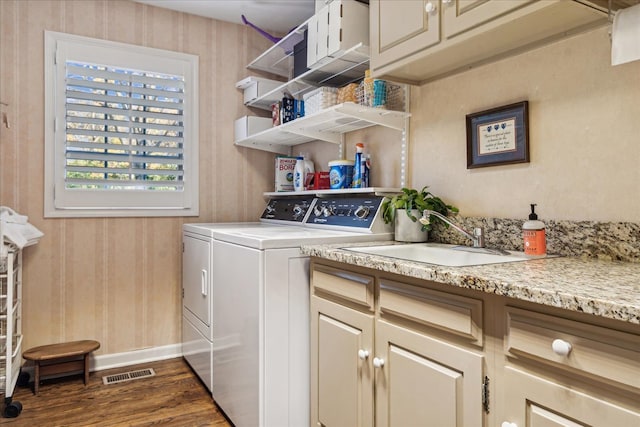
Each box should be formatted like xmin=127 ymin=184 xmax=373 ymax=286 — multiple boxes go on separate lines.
xmin=234 ymin=116 xmax=273 ymax=141
xmin=306 ymin=0 xmax=369 ymax=69
xmin=236 ymin=76 xmax=284 ymax=105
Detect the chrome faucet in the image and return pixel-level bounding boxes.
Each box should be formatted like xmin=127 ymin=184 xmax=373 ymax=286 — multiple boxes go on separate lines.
xmin=421 ymin=209 xmax=485 ymax=248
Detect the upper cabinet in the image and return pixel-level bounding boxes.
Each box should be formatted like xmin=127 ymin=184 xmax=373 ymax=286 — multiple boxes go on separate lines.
xmin=370 ymin=0 xmax=440 ymax=70
xmin=370 ymin=0 xmax=610 ymax=85
xmin=442 ymin=0 xmax=536 ymax=38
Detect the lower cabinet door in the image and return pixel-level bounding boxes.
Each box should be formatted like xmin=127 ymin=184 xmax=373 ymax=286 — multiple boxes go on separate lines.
xmin=374 ymin=320 xmax=484 ymax=427
xmin=311 ymin=295 xmax=374 ymax=427
xmin=502 ymin=366 xmax=640 ymax=427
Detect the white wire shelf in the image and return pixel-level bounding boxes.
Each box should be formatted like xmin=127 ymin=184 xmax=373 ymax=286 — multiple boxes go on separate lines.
xmin=263 ymin=187 xmax=402 ymax=198
xmin=234 ymin=102 xmax=411 ymax=155
xmin=245 ymin=16 xmax=370 ymax=111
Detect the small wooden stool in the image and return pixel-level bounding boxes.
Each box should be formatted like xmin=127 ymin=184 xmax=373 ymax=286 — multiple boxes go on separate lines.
xmin=22 ymin=340 xmax=100 ymax=394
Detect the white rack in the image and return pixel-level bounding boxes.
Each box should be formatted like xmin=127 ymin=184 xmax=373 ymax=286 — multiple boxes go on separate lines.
xmin=245 ymin=18 xmax=370 ymax=111
xmin=264 ymin=187 xmax=402 ymax=198
xmin=238 ymin=11 xmax=411 ymax=187
xmin=0 ymin=248 xmax=23 ymax=417
xmin=235 ymin=102 xmax=410 ymax=155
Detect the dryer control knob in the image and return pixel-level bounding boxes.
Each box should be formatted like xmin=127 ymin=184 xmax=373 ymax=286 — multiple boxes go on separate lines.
xmin=354 ymin=206 xmax=370 ymax=219
xmin=323 ymin=207 xmax=334 ymax=217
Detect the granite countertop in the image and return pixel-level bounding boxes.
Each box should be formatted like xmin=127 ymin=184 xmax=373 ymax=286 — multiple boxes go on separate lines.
xmin=301 ymin=241 xmax=640 ymax=325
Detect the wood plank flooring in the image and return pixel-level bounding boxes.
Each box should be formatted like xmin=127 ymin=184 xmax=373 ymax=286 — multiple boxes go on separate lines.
xmin=0 ymin=357 xmax=232 ymax=426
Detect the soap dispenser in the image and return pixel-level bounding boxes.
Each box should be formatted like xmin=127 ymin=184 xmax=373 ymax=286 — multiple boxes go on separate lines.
xmin=523 ymin=204 xmax=546 ymax=257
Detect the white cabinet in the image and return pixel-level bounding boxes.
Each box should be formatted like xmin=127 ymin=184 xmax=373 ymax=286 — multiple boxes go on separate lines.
xmin=310 ymin=263 xmax=375 ymax=427
xmin=441 ymin=0 xmax=536 ymax=39
xmin=371 ymin=0 xmax=440 ymax=73
xmin=502 ymin=367 xmax=640 ymax=427
xmin=499 ymin=306 xmax=640 ymax=427
xmin=375 ymin=320 xmax=484 ymax=427
xmin=310 ymin=262 xmax=486 ymax=427
xmin=311 ymin=295 xmax=374 ymax=427
xmin=310 ymin=259 xmax=640 ymax=427
xmin=370 ymin=0 xmax=608 ymax=84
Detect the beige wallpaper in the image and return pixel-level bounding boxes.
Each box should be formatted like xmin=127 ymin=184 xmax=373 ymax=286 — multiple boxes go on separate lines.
xmin=410 ymin=26 xmax=640 ymax=223
xmin=0 ymin=0 xmax=276 ymax=354
xmin=2 ymin=1 xmax=639 ymax=358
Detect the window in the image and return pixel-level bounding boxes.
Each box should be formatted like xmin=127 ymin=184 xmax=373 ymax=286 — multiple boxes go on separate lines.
xmin=44 ymin=31 xmax=199 ymax=217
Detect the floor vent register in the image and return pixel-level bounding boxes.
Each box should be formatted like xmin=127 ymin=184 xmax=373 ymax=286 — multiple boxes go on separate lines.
xmin=102 ymin=368 xmax=156 ymax=385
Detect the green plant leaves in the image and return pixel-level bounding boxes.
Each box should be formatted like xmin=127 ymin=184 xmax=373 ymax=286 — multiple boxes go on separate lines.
xmin=380 ymin=186 xmax=458 ymax=231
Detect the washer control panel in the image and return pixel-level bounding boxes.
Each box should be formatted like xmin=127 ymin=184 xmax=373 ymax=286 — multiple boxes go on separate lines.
xmin=305 ymin=197 xmax=384 ymax=229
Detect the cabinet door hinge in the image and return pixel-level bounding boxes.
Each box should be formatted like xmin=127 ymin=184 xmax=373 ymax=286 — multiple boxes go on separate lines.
xmin=482 ymin=375 xmax=490 ymax=413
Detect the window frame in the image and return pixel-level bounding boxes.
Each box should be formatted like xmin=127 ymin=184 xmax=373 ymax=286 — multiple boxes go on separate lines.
xmin=44 ymin=31 xmax=199 ymax=218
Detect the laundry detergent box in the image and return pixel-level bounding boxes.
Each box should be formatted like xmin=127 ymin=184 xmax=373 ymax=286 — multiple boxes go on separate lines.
xmin=275 ymin=156 xmax=297 ymax=192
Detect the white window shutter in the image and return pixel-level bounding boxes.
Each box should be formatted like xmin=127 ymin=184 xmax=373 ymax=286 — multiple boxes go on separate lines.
xmin=44 ymin=31 xmax=199 ymax=217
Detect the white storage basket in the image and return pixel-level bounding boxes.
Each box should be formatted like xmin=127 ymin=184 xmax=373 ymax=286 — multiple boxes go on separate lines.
xmin=303 ymin=87 xmax=338 ymax=115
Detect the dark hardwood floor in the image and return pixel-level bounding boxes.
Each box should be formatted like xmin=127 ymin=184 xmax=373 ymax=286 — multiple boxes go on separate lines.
xmin=0 ymin=357 xmax=232 ymax=426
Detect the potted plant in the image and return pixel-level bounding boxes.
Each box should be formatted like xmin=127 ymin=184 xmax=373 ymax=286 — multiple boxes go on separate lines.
xmin=381 ymin=187 xmax=458 ymax=242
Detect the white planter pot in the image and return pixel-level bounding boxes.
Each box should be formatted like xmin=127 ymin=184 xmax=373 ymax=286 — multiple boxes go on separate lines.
xmin=394 ymin=209 xmax=428 ymax=242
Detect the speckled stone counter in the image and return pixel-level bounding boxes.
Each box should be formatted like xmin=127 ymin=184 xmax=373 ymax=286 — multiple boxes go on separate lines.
xmin=428 ymin=216 xmax=640 ymax=263
xmin=301 ymin=241 xmax=640 ymax=325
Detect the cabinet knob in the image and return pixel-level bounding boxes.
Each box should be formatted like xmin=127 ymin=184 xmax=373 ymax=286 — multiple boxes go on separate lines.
xmin=424 ymin=1 xmax=437 ymax=14
xmin=373 ymin=357 xmax=385 ymax=368
xmin=358 ymin=349 xmax=369 ymax=360
xmin=501 ymin=422 xmax=517 ymax=427
xmin=552 ymin=339 xmax=572 ymax=356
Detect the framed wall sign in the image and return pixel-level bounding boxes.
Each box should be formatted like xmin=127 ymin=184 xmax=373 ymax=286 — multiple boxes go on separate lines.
xmin=466 ymin=101 xmax=529 ymax=169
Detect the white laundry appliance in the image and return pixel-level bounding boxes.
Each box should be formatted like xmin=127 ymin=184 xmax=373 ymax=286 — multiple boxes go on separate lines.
xmin=182 ymin=194 xmax=393 ymax=427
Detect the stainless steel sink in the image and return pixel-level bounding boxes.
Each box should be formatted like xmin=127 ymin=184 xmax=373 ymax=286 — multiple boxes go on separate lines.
xmin=343 ymin=243 xmax=534 ymax=267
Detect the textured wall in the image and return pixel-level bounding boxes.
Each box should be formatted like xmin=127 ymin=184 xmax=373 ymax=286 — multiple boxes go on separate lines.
xmin=0 ymin=0 xmax=276 ymax=354
xmin=410 ymin=26 xmax=640 ymax=223
xmin=3 ymin=2 xmax=639 ymax=358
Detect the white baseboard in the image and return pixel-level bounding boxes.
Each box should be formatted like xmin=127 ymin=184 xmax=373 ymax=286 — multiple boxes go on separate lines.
xmin=91 ymin=343 xmax=183 ymax=372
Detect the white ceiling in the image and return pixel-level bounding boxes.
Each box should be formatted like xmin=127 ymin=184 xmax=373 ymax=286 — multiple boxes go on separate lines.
xmin=132 ymin=0 xmax=316 ymax=33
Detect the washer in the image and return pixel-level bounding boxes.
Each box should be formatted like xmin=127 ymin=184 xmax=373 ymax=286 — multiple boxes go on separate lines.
xmin=182 ymin=195 xmax=392 ymax=427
